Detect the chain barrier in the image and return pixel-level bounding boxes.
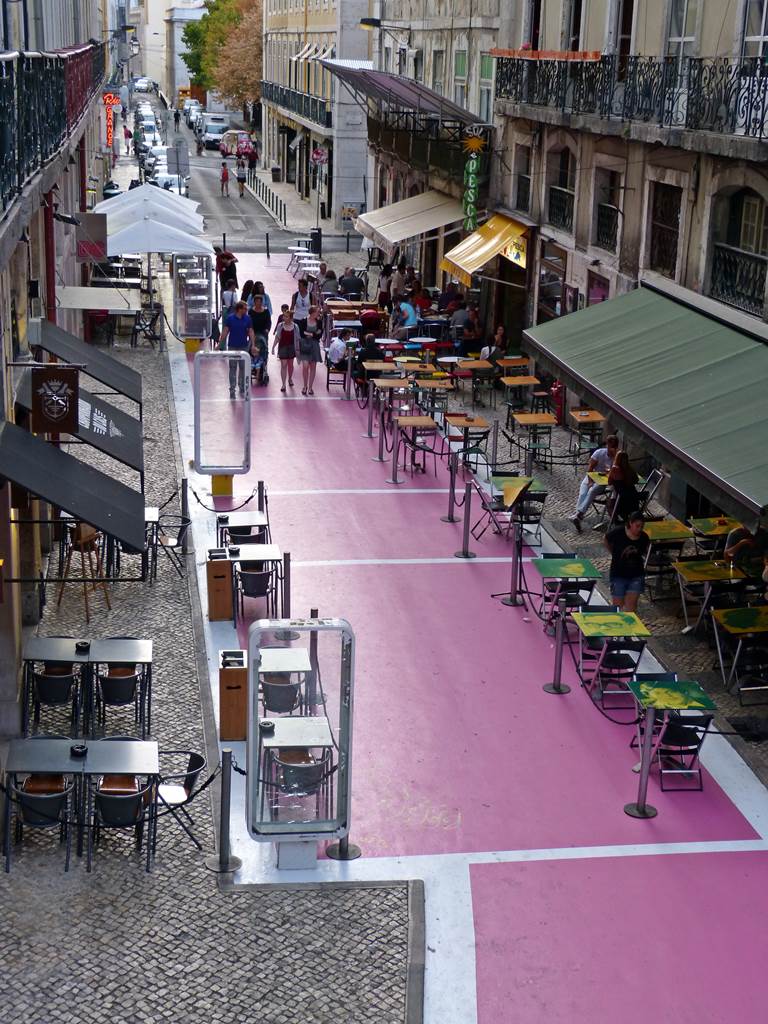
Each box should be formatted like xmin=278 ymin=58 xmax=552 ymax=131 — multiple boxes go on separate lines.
xmin=190 ymin=485 xmax=257 ymax=513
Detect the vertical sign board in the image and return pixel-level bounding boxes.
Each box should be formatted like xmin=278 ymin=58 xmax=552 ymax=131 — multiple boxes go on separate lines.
xmin=102 ymin=91 xmax=121 ymax=151
xmin=31 ymin=366 xmax=79 ymax=435
xmin=462 ymin=125 xmax=487 ymax=233
xmin=75 ymin=212 xmax=108 ymax=263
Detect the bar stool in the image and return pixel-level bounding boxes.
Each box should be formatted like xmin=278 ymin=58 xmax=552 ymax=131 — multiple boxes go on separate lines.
xmin=531 ymin=390 xmax=551 ymax=414
xmin=57 ymin=523 xmax=111 ymax=623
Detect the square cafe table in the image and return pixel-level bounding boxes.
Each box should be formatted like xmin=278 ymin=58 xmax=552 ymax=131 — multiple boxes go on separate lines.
xmin=711 ymin=605 xmax=768 ymax=689
xmin=571 ymin=610 xmax=651 ymax=681
xmin=390 ymin=415 xmax=437 ymax=483
xmin=216 ymin=509 xmax=270 ymax=547
xmin=689 ymin=516 xmax=741 ymax=538
xmin=673 ymin=560 xmax=746 ymax=634
xmin=256 ymin=715 xmax=335 ymax=822
xmin=531 ymin=557 xmax=602 ymax=626
xmin=89 ymin=638 xmax=154 ymax=738
xmin=496 ymin=356 xmax=529 ymax=371
xmin=624 ymin=678 xmax=715 ymax=820
xmin=22 ymin=637 xmax=94 ymax=737
xmin=643 ymin=518 xmax=693 ymax=543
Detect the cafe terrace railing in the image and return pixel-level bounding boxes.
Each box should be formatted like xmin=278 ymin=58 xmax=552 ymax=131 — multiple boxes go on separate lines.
xmin=261 ymin=79 xmax=333 ymax=129
xmin=495 ymin=54 xmax=768 ymax=142
xmin=0 ymin=41 xmax=106 ymax=212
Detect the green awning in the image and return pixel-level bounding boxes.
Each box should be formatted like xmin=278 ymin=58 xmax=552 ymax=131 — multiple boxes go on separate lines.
xmin=523 ymin=287 xmax=768 ymax=520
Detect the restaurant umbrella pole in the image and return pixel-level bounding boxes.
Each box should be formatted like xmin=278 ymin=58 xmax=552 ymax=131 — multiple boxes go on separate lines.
xmin=274 ymin=553 xmax=300 ymax=641
xmin=204 ymin=748 xmax=242 ymax=873
xmin=624 ymin=707 xmax=659 ymax=819
xmin=454 ymin=483 xmax=476 ymax=559
xmin=441 ymin=450 xmax=461 ymax=523
xmin=543 ymin=597 xmax=571 ymax=695
xmin=362 ymin=380 xmax=375 ymax=438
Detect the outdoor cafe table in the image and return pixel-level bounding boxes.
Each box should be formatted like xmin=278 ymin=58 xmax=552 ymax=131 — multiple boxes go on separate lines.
xmin=496 ymin=356 xmax=529 ymax=371
xmin=624 ymin=677 xmax=715 ymax=820
xmin=445 ymin=414 xmax=489 ymax=467
xmin=571 ymin=610 xmax=651 ymax=680
xmin=513 ymin=412 xmax=557 ymax=444
xmin=643 ymin=518 xmax=693 ymax=543
xmin=362 ymin=361 xmax=400 ymax=375
xmin=216 ymin=509 xmax=270 ymax=547
xmin=213 ymin=542 xmax=284 ymax=615
xmin=501 ymin=375 xmax=540 ymax=410
xmin=711 ymin=605 xmax=768 ymax=689
xmin=3 ymin=737 xmax=159 ymax=870
xmin=257 ymin=715 xmax=335 ymax=821
xmin=457 ymin=359 xmax=493 ymax=371
xmin=673 ymin=560 xmax=746 ymax=634
xmin=689 ymin=515 xmax=742 ymax=555
xmin=530 ymin=557 xmax=602 ymax=626
xmin=389 ymin=415 xmax=437 ymax=483
xmin=570 ymin=409 xmax=605 ymax=427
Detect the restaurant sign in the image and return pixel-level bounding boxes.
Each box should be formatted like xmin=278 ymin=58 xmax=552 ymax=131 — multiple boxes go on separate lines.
xmin=76 ymin=212 xmax=108 ymax=263
xmin=503 ymin=234 xmax=527 ymax=271
xmin=31 ymin=366 xmax=79 ymax=435
xmin=102 ymin=91 xmax=121 ymax=149
xmin=462 ymin=126 xmax=486 ymax=233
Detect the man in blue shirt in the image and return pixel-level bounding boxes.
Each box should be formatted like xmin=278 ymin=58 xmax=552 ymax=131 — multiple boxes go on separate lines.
xmin=219 ymin=300 xmax=255 ymax=397
xmin=392 ymin=299 xmax=417 ymax=340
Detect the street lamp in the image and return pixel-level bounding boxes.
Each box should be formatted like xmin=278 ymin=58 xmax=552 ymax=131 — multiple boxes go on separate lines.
xmin=358 ymin=17 xmax=410 ymax=74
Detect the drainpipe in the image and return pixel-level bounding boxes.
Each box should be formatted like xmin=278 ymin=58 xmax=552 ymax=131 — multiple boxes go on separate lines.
xmin=43 ymin=189 xmax=56 ymax=324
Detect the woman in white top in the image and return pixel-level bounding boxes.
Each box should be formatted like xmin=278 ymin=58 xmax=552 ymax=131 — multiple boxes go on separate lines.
xmin=291 ymin=279 xmax=312 ymax=334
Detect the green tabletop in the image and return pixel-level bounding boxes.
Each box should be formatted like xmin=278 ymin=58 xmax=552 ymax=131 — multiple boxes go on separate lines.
xmin=627 ymin=678 xmax=715 ymax=712
xmin=530 ymin=557 xmax=601 ymax=580
xmin=689 ymin=516 xmax=741 ymax=537
xmin=571 ymin=611 xmax=651 ymax=638
xmin=673 ymin=560 xmax=746 ymax=583
xmin=712 ymin=605 xmax=768 ymax=634
xmin=492 ymin=474 xmax=546 ymax=495
xmin=643 ymin=518 xmax=693 ymax=542
xmin=588 ymin=472 xmax=609 ymax=486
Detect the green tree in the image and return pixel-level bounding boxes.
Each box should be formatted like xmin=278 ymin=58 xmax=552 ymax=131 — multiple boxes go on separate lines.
xmin=180 ymin=0 xmax=245 ymax=90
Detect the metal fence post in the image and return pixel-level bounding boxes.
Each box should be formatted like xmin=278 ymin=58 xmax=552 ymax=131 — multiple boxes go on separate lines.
xmin=363 ymin=380 xmax=375 ymax=438
xmin=257 ymin=480 xmax=264 ymax=512
xmin=489 ymin=420 xmax=499 ymax=477
xmin=181 ymin=477 xmax=189 ymax=554
xmin=203 ymin=749 xmax=242 ymax=873
xmin=543 ymin=597 xmax=571 ymax=695
xmin=454 ymin=483 xmax=476 ymax=559
xmin=373 ymin=405 xmax=387 ymax=462
xmin=265 ymin=232 xmax=270 ymax=259
xmin=343 ymin=345 xmax=354 ymax=401
xmin=441 ymin=450 xmax=461 ymax=523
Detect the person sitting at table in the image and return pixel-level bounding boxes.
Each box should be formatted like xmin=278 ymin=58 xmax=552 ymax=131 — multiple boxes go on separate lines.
xmin=404 ymin=265 xmax=417 ymax=289
xmin=339 ymin=267 xmax=365 ymax=298
xmin=438 ymin=281 xmax=459 ymax=311
xmin=608 ymin=449 xmax=640 ymax=523
xmin=410 ymin=282 xmax=433 ymax=313
xmin=321 ymin=269 xmax=339 ymax=297
xmin=480 ymin=325 xmax=507 ymax=364
xmin=392 ymin=298 xmax=418 ymax=340
xmin=461 ymin=306 xmax=482 ymax=353
xmin=605 ymin=511 xmax=650 ymax=612
xmin=314 ymin=261 xmax=329 ymax=295
xmin=327 ymin=329 xmax=352 ymax=367
xmin=725 ymin=522 xmax=768 ymax=574
xmin=450 ymin=301 xmax=471 ymax=340
xmin=570 ymin=434 xmax=619 ymax=532
xmin=355 ymin=333 xmax=382 ymax=376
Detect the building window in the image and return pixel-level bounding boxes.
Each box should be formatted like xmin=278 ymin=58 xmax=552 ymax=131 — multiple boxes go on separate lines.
xmin=649 ymin=182 xmax=682 ymax=278
xmin=478 ymin=53 xmax=494 ymax=122
xmin=453 ymin=49 xmax=467 ymax=107
xmin=413 ymin=49 xmax=424 ymax=82
xmin=587 ymin=272 xmax=610 ymax=305
xmin=546 ymin=148 xmax=576 ymax=232
xmin=384 ymin=46 xmax=392 ymax=72
xmin=432 ymin=50 xmax=444 ymax=94
xmin=743 ymin=1 xmax=768 ymax=57
xmin=538 ymin=240 xmax=567 ymax=321
xmin=594 ymin=168 xmax=620 ymax=252
xmin=514 ymin=145 xmax=531 ymax=213
xmin=709 ymin=188 xmax=768 ymax=316
xmin=567 ymin=0 xmax=583 ymax=50
xmin=667 ymin=0 xmax=699 ymax=81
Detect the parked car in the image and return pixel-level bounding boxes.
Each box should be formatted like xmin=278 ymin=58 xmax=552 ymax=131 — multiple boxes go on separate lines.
xmin=189 ymin=109 xmax=205 ymax=132
xmin=149 ymin=173 xmax=190 ymax=197
xmin=134 ymin=78 xmax=152 ymax=92
xmin=145 ymin=145 xmax=169 ymax=171
xmin=185 ymin=102 xmax=202 ymax=127
xmin=203 ymin=122 xmax=228 ymax=149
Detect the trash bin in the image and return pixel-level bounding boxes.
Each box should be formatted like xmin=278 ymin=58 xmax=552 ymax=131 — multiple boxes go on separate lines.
xmin=310 ymin=227 xmax=322 ymax=257
xmin=271 ymin=164 xmax=281 ymax=183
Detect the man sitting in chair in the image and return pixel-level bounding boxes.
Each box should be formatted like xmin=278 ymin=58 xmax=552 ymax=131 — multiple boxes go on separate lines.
xmin=327 ymin=329 xmax=352 ymax=367
xmin=392 ymin=299 xmax=417 ymax=340
xmin=570 ymin=434 xmax=618 ymax=532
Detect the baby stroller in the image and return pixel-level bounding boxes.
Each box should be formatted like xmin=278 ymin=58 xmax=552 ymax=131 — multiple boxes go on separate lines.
xmin=251 ymin=335 xmax=269 ymax=386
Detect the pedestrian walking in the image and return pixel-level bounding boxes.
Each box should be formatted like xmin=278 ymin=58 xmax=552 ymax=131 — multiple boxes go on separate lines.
xmin=220 ymin=160 xmax=230 ymax=197
xmin=218 ymin=301 xmax=255 ymax=398
xmin=173 ymin=108 xmax=181 ymax=130
xmin=604 ymin=512 xmax=650 ymax=613
xmin=272 ymin=309 xmax=299 ymax=393
xmin=297 ymin=306 xmax=323 ymax=395
xmin=247 ymin=148 xmax=257 ymax=173
xmin=123 ymin=125 xmax=132 ymax=155
xmin=236 ymin=158 xmax=247 ymax=198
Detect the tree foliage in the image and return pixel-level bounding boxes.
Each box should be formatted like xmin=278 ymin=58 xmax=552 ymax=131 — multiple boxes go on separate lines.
xmin=211 ymin=0 xmax=264 ymax=106
xmin=181 ymin=0 xmax=260 ymax=95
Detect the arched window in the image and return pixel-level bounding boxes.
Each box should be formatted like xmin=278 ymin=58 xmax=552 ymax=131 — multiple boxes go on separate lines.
xmin=709 ymin=187 xmax=768 ymax=316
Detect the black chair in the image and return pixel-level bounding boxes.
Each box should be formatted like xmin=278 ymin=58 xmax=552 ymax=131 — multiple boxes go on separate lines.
xmin=595 ymin=639 xmax=647 ymax=708
xmin=156 ymin=750 xmax=207 ymax=851
xmin=268 ymin=748 xmax=335 ymax=822
xmin=130 ymin=305 xmax=162 ymax=348
xmin=234 ymin=564 xmax=277 ymax=622
xmin=518 ymin=493 xmax=548 ymax=545
xmin=326 ymin=352 xmax=347 ymax=390
xmin=95 ymin=671 xmax=141 ymax=734
xmin=31 ymin=672 xmax=79 ymax=736
xmin=262 ymin=676 xmax=302 ymax=716
xmin=644 ymin=540 xmax=687 ymax=601
xmin=88 ymin=780 xmax=154 ymax=872
xmin=655 ymin=713 xmax=714 ymax=791
xmin=156 ymin=515 xmax=191 ymax=577
xmin=5 ymin=777 xmax=75 ymax=872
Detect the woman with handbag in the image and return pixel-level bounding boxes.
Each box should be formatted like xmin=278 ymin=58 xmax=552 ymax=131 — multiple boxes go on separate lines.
xmin=297 ymin=306 xmax=323 ymax=395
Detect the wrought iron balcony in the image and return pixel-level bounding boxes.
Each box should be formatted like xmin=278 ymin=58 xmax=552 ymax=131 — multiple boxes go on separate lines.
xmin=0 ymin=43 xmax=106 ymax=212
xmin=515 ymin=173 xmax=530 ymax=213
xmin=709 ymin=243 xmax=767 ymax=317
xmin=495 ymin=54 xmax=768 ymax=141
xmin=649 ymin=223 xmax=679 ymax=278
xmin=261 ymin=80 xmax=333 ymax=129
xmin=596 ymin=202 xmax=619 ymax=252
xmin=548 ymin=185 xmax=574 ymax=232
xmin=367 ymin=110 xmax=491 ymax=187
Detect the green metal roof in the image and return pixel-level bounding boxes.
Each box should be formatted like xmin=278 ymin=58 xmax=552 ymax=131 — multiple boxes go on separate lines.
xmin=524 ymin=286 xmax=768 ymax=518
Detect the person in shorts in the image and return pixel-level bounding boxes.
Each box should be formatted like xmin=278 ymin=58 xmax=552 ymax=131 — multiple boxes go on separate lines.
xmin=604 ymin=511 xmax=650 ymax=613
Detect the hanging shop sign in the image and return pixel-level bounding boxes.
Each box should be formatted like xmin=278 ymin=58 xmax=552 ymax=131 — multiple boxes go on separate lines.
xmin=102 ymin=92 xmax=121 ymax=149
xmin=31 ymin=366 xmax=79 ymax=435
xmin=502 ymin=234 xmax=528 ymax=271
xmin=462 ymin=126 xmax=486 ymax=233
xmin=76 ymin=212 xmax=108 ymax=263
xmin=310 ymin=146 xmax=328 ymax=166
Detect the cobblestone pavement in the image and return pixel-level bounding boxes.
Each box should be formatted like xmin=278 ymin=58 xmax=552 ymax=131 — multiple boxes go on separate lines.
xmin=0 ymin=326 xmax=417 ymax=1023
xmin=447 ymin=384 xmax=768 ymax=787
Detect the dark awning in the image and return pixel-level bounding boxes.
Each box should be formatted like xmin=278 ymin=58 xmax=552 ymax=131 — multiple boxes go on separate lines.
xmin=319 ymin=59 xmax=477 ymax=123
xmin=16 ymin=370 xmax=144 ymax=475
xmin=523 ymin=287 xmax=768 ymax=522
xmin=0 ymin=421 xmax=146 ymax=552
xmin=29 ymin=319 xmax=143 ymax=407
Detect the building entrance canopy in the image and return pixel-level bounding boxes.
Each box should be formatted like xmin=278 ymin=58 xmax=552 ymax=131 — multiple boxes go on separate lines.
xmin=440 ymin=214 xmax=528 ymax=286
xmin=524 ymin=286 xmax=768 ymax=521
xmin=355 ymin=191 xmax=464 ymax=254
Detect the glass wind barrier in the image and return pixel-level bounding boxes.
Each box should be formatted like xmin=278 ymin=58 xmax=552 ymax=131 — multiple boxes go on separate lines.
xmin=193 ymin=350 xmax=251 ymax=474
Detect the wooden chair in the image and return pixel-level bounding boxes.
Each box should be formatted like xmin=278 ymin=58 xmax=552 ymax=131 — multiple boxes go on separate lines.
xmin=57 ymin=523 xmax=111 ymax=623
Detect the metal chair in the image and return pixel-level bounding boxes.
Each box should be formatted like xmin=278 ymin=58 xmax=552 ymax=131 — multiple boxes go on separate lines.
xmin=95 ymin=671 xmax=141 ymax=734
xmin=656 ymin=713 xmax=713 ymax=791
xmin=130 ymin=305 xmax=162 ymax=348
xmin=637 ymin=468 xmax=665 ymax=516
xmin=156 ymin=750 xmax=207 ymax=850
xmin=268 ymin=747 xmax=335 ymax=822
xmin=155 ymin=515 xmax=191 ymax=578
xmin=595 ymin=639 xmax=647 ymax=708
xmin=262 ymin=676 xmax=302 ymax=716
xmin=518 ymin=492 xmax=548 ymax=545
xmin=30 ymin=672 xmax=80 ymax=737
xmin=5 ymin=777 xmax=75 ymax=872
xmin=326 ymin=352 xmax=347 ymax=390
xmin=234 ymin=564 xmax=277 ymax=622
xmin=88 ymin=780 xmax=154 ymax=872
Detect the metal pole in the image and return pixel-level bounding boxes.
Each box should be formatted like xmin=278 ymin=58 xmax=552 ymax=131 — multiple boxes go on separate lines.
xmin=346 ymin=231 xmax=350 ymax=253
xmin=387 ymin=422 xmax=402 ymax=485
xmin=441 ymin=450 xmax=461 ymax=523
xmin=257 ymin=480 xmax=264 ymax=512
xmin=454 ymin=483 xmax=476 ymax=559
xmin=307 ymin=606 xmax=319 ymax=712
xmin=625 ymin=708 xmax=659 ymax=819
xmin=222 ymin=231 xmax=227 ymax=252
xmin=489 ymin=420 xmax=499 ymax=477
xmin=181 ymin=477 xmax=189 ymax=554
xmin=265 ymin=232 xmax=270 ymax=259
xmin=203 ymin=749 xmax=242 ymax=873
xmin=543 ymin=596 xmax=571 ymax=694
xmin=363 ymin=380 xmax=375 ymax=438
xmin=501 ymin=517 xmax=525 ymax=607
xmin=373 ymin=403 xmax=387 ymax=462
xmin=524 ymin=443 xmax=533 ymax=478
xmin=343 ymin=344 xmax=354 ymax=401
xmin=275 ymin=553 xmax=300 ymax=640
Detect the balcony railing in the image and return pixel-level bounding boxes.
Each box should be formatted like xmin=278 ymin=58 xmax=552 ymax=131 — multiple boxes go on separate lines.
xmin=596 ymin=202 xmax=619 ymax=251
xmin=0 ymin=43 xmax=106 ymax=211
xmin=515 ymin=173 xmax=530 ymax=213
xmin=495 ymin=54 xmax=768 ymax=141
xmin=261 ymin=80 xmax=333 ymax=129
xmin=649 ymin=224 xmax=679 ymax=278
xmin=367 ymin=110 xmax=490 ymax=188
xmin=548 ymin=185 xmax=574 ymax=232
xmin=709 ymin=242 xmax=767 ymax=316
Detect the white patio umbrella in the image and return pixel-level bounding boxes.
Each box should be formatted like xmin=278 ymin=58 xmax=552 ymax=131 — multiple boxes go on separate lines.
xmin=107 ymin=198 xmax=204 ymax=236
xmin=107 ymin=218 xmax=214 ymax=297
xmin=93 ymin=182 xmax=201 ymax=214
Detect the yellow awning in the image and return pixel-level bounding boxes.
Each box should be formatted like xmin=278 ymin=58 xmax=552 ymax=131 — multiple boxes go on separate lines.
xmin=440 ymin=214 xmax=528 ymax=286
